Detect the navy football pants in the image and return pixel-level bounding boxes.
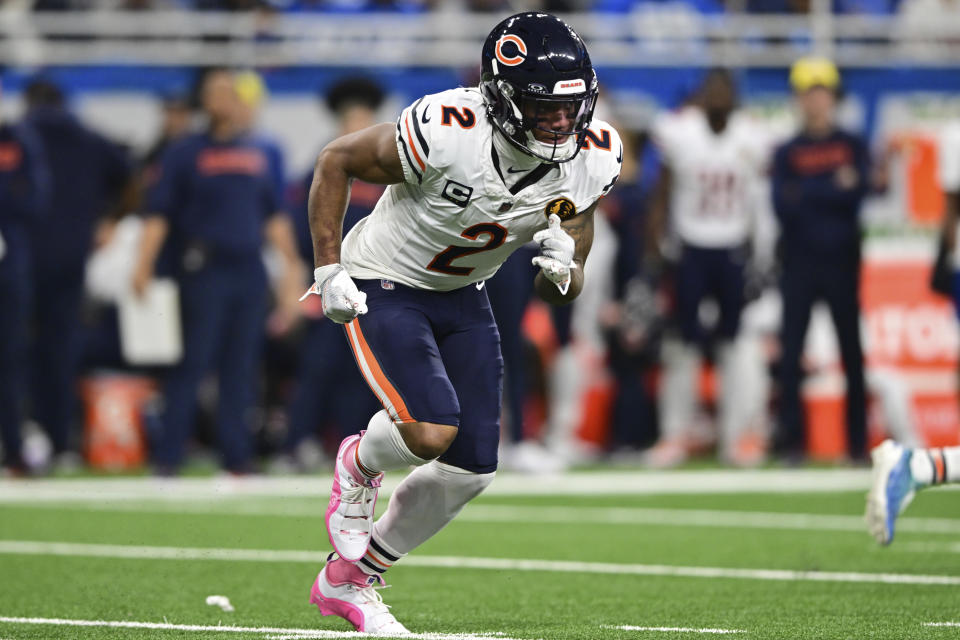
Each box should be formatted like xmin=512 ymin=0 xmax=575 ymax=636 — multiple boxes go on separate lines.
xmin=344 ymin=280 xmax=504 ymax=474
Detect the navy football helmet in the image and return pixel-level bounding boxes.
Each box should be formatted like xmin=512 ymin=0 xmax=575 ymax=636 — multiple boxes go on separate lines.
xmin=480 ymin=12 xmax=598 ymax=164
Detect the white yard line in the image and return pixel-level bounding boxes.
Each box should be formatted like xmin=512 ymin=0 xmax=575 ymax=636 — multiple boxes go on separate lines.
xmin=899 ymin=542 xmax=960 ymax=554
xmin=0 ymin=540 xmax=958 ymax=586
xmin=456 ymin=505 xmax=960 ymax=535
xmin=0 ymin=616 xmax=518 ymax=640
xmin=0 ymin=469 xmax=885 ymax=503
xmin=925 ymin=622 xmax=960 ymax=627
xmin=9 ymin=501 xmax=960 ymax=537
xmin=606 ymin=625 xmax=745 ymax=634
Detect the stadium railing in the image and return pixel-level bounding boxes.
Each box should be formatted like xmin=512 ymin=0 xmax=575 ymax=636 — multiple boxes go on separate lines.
xmin=0 ymin=9 xmax=960 ymax=67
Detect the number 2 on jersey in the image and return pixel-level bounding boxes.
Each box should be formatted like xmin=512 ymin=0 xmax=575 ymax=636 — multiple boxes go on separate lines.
xmin=427 ymin=223 xmax=507 ymax=276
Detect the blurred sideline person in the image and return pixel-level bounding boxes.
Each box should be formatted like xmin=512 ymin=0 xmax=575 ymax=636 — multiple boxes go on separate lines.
xmin=233 ymin=70 xmax=305 ymax=326
xmin=280 ymin=76 xmax=385 ymax=469
xmin=0 ymin=74 xmax=50 ymax=476
xmin=24 ymin=77 xmax=134 ymax=470
xmin=646 ymin=69 xmax=771 ymax=467
xmin=771 ymin=58 xmax=870 ymax=462
xmin=598 ymin=121 xmax=662 ymax=454
xmin=132 ymin=68 xmax=302 ymax=475
xmin=142 ymin=89 xmax=194 ymax=180
xmin=867 ymin=440 xmax=960 ymax=545
xmin=302 ymin=13 xmax=621 ymax=632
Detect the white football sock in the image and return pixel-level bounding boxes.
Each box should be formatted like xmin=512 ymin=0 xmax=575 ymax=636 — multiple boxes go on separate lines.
xmin=373 ymin=461 xmax=495 ymax=555
xmin=946 ymin=447 xmax=960 ymax=482
xmin=356 ymin=410 xmax=429 ymax=475
xmin=910 ymin=446 xmax=960 ymax=487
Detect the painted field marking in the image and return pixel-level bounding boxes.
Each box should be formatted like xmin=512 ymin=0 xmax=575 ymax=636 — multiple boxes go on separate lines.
xmin=925 ymin=622 xmax=960 ymax=627
xmin=899 ymin=542 xmax=960 ymax=553
xmin=1 ymin=540 xmax=959 ymax=586
xmin=0 ymin=468 xmax=891 ymax=503
xmin=8 ymin=501 xmax=960 ymax=537
xmin=606 ymin=625 xmax=745 ymax=634
xmin=0 ymin=616 xmax=518 ymax=640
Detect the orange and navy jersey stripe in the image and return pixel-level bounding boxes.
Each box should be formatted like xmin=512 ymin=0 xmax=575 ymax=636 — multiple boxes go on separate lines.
xmin=396 ymin=97 xmax=431 ymax=184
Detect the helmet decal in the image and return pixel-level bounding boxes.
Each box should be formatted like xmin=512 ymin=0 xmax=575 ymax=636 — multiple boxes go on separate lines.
xmin=495 ymin=35 xmax=527 ymax=67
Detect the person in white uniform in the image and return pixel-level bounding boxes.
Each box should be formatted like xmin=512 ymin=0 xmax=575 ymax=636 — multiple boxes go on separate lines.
xmin=647 ymin=69 xmax=770 ymax=467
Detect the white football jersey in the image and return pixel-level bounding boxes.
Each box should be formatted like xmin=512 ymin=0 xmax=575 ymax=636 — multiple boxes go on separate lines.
xmin=341 ymin=88 xmax=622 ymax=291
xmin=653 ymin=106 xmax=770 ymax=249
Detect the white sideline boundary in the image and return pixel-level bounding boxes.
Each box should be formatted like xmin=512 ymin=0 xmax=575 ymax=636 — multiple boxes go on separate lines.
xmin=0 ymin=616 xmax=517 ymax=640
xmin=607 ymin=625 xmax=745 ymax=634
xmin=0 ymin=469 xmax=881 ymax=503
xmin=1 ymin=540 xmax=959 ymax=586
xmin=23 ymin=501 xmax=958 ymax=536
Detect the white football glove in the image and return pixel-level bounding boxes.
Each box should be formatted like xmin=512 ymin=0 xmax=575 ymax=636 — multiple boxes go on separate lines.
xmin=532 ymin=213 xmax=576 ymax=295
xmin=299 ymin=263 xmax=368 ymax=324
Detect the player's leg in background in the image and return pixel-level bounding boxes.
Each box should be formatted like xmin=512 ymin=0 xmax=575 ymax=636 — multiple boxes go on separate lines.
xmin=154 ymin=266 xmax=228 ymax=474
xmin=822 ymin=257 xmax=867 ymax=461
xmin=215 ymin=259 xmax=268 ymax=474
xmin=0 ymin=248 xmax=30 ymax=472
xmin=485 ymin=246 xmax=537 ymax=465
xmin=867 ymin=440 xmax=960 ymax=545
xmin=774 ymin=254 xmax=817 ymax=461
xmin=281 ymin=319 xmax=335 ymax=465
xmin=714 ymin=245 xmax=762 ymax=465
xmin=649 ymin=243 xmax=704 ymax=468
xmin=29 ymin=270 xmax=85 ymax=465
xmin=866 ymin=266 xmax=960 ymax=545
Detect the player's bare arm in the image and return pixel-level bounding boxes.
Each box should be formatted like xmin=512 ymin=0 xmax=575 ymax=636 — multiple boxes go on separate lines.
xmin=534 ymin=201 xmax=596 ymax=305
xmin=308 ymin=122 xmax=404 ymax=268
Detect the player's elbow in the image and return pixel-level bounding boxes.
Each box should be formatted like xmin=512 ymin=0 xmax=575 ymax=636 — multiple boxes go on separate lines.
xmin=314 ymin=142 xmax=352 ymax=182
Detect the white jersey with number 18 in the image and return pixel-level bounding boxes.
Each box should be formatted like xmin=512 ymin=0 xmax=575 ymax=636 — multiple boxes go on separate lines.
xmin=340 ymin=87 xmax=622 ymax=291
xmin=653 ymin=106 xmax=769 ymax=249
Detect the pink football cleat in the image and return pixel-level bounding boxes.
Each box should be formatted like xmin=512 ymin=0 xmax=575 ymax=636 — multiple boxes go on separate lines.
xmin=325 ymin=433 xmax=382 ymax=562
xmin=309 ymin=554 xmax=409 ymax=634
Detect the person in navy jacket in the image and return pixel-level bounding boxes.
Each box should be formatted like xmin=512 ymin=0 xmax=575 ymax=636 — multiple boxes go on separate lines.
xmin=0 ymin=74 xmax=50 ymax=475
xmin=133 ymin=68 xmax=303 ymax=475
xmin=22 ymin=77 xmax=132 ymax=468
xmin=771 ymin=58 xmax=871 ymax=462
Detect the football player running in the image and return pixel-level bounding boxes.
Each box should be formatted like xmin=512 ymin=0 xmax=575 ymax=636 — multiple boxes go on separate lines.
xmin=866 ymin=441 xmax=960 ymax=545
xmin=302 ymin=13 xmax=621 ymax=634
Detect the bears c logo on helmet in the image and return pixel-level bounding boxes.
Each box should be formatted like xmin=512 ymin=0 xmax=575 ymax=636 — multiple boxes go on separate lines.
xmin=495 ymin=35 xmax=527 ymax=67
xmin=544 ymin=197 xmax=577 ymax=221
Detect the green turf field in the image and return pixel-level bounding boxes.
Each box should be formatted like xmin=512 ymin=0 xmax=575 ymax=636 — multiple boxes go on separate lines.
xmin=1 ymin=470 xmax=959 ymax=639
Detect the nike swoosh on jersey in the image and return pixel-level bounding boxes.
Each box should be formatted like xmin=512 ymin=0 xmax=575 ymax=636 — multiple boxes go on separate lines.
xmin=506 ymin=166 xmax=527 ymax=174
xmin=616 ymin=145 xmax=623 ymax=164
xmin=421 ymin=108 xmax=430 ymax=124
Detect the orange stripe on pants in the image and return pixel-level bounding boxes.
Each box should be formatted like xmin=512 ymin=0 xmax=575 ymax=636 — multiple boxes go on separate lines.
xmin=346 ymin=319 xmax=414 ymax=424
